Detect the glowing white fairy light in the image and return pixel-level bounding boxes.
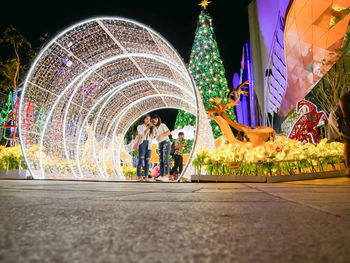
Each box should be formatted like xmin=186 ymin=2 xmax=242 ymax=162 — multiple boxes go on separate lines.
xmin=19 ymin=17 xmax=215 ymax=181
xmin=108 ymin=95 xmax=197 ymax=179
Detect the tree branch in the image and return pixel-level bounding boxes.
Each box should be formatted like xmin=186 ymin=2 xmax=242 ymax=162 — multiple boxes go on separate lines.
xmin=14 ymin=61 xmax=20 ymax=91
xmin=1 ymin=69 xmax=11 ymax=80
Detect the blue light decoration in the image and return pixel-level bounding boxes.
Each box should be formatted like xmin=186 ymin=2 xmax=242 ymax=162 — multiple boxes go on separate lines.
xmin=232 ymin=73 xmax=242 ymax=122
xmin=264 ymin=13 xmax=286 ymax=127
xmin=246 ymin=41 xmax=256 ymax=127
xmin=234 ymin=41 xmax=256 ymax=127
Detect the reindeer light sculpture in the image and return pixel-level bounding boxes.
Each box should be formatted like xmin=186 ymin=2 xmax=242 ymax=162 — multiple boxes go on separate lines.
xmin=206 ymin=81 xmax=276 ymax=147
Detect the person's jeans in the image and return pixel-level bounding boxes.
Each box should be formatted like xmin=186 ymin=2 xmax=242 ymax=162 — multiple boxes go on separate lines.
xmin=158 ymin=140 xmax=171 ymax=177
xmin=137 ymin=141 xmax=151 ymax=178
xmin=170 ymin=154 xmax=183 ymax=176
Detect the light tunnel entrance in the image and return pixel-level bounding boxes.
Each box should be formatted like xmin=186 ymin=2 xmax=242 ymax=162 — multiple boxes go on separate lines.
xmin=19 ymin=17 xmax=215 ymax=181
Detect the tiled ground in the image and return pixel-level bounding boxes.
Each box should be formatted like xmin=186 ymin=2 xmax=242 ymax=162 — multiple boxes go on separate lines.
xmin=0 ymin=178 xmax=349 ymax=263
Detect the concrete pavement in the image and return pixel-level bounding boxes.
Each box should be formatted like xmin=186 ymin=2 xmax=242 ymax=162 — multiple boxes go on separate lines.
xmin=0 ymin=178 xmax=350 ymax=263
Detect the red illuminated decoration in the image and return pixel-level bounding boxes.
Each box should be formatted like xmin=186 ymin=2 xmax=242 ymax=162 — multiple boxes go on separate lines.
xmin=241 ymin=53 xmax=245 ymax=70
xmin=288 ymin=100 xmax=328 ymax=144
xmin=24 ymin=99 xmax=34 ymax=145
xmin=3 ymin=98 xmax=20 ymax=142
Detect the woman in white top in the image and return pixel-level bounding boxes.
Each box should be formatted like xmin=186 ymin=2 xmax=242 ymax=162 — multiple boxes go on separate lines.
xmin=136 ymin=114 xmax=155 ymax=181
xmin=152 ymin=114 xmax=171 ymax=182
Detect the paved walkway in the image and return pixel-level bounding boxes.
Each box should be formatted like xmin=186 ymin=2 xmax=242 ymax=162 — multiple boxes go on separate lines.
xmin=0 ymin=178 xmax=350 ymax=263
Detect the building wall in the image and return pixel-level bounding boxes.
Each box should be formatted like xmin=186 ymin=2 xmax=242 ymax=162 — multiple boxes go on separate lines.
xmin=248 ymin=0 xmax=290 ymax=125
xmin=248 ymin=0 xmax=267 ymax=125
xmin=279 ymin=0 xmax=350 ymax=116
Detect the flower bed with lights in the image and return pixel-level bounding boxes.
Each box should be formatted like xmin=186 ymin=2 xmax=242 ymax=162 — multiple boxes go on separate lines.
xmin=121 ymin=166 xmax=137 ymax=179
xmin=0 ymin=145 xmax=28 ymax=179
xmin=0 ymin=145 xmax=27 ymax=170
xmin=22 ymin=143 xmax=141 ymax=180
xmin=191 ymin=137 xmax=346 ymax=182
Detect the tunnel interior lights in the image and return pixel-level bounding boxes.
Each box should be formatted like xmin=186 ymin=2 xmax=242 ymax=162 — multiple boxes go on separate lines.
xmin=19 ymin=17 xmax=215 ymax=181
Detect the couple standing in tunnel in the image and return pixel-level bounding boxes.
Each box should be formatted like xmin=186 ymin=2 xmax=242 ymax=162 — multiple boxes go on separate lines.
xmin=136 ymin=114 xmax=171 ymax=182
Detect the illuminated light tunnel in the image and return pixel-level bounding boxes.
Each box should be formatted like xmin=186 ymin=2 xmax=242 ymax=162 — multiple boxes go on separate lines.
xmin=19 ymin=17 xmax=215 ymax=181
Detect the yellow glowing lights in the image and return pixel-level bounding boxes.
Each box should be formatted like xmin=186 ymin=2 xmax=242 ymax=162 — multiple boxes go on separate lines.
xmin=199 ymin=0 xmax=211 ymax=9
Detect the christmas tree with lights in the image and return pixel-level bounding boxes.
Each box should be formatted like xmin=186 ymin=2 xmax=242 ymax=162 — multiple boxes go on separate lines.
xmin=174 ymin=0 xmax=236 ymax=139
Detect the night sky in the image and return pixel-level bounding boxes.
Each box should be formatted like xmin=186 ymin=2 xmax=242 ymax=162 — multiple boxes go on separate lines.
xmin=0 ymin=0 xmax=252 ymax=129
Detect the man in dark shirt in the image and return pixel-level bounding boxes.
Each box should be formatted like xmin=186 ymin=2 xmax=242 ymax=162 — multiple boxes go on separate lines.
xmin=328 ymin=89 xmax=350 ymax=177
xmin=170 ymin=132 xmax=188 ymax=180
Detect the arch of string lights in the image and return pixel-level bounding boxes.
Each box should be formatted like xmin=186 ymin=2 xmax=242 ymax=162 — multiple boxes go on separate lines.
xmin=19 ymin=17 xmax=215 ymax=181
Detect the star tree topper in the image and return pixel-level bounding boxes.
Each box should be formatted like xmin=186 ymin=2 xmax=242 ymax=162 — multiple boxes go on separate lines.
xmin=199 ymin=0 xmax=211 ymax=9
